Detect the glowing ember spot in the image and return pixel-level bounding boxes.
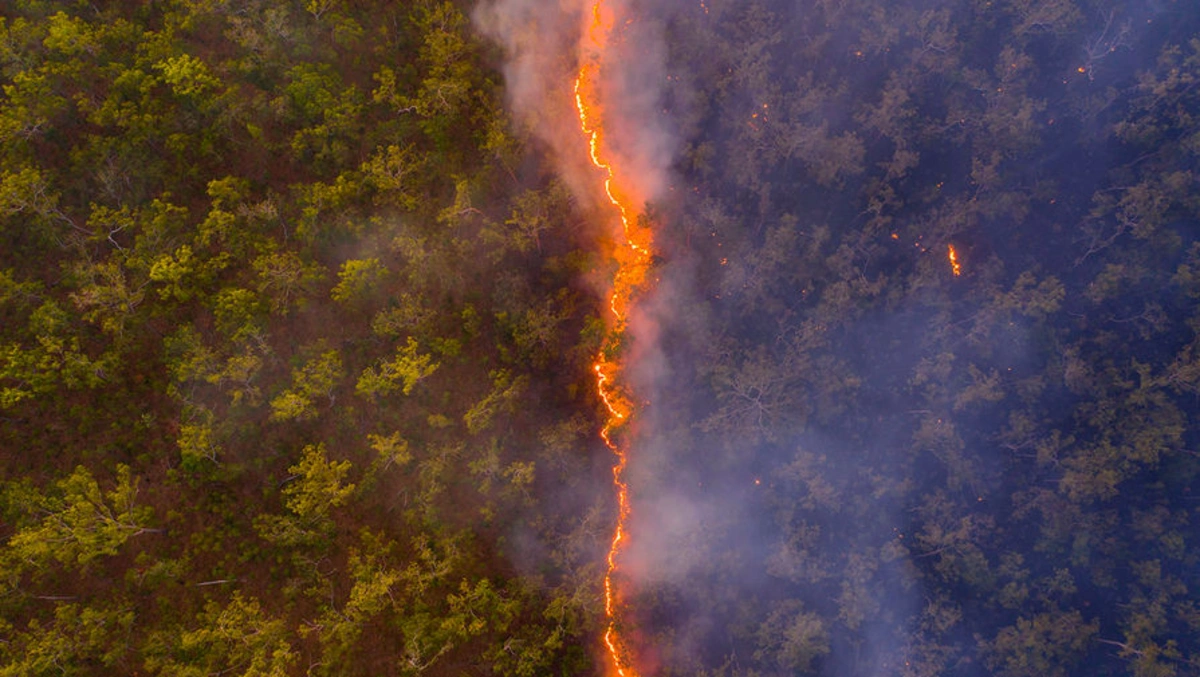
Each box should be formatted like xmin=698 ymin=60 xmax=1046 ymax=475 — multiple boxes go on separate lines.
xmin=574 ymin=1 xmax=653 ymax=675
xmin=948 ymin=244 xmax=962 ymax=276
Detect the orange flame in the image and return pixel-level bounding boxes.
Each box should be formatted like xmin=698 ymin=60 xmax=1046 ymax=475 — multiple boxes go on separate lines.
xmin=575 ymin=1 xmax=652 ymax=675
xmin=947 ymin=244 xmax=962 ymax=276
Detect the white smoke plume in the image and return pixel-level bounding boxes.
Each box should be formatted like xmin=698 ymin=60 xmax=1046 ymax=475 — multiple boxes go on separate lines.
xmin=474 ymin=0 xmax=689 ymax=672
xmin=473 ymin=0 xmax=676 ymax=215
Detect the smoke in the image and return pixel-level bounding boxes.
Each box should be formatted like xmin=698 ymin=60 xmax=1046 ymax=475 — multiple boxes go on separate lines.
xmin=472 ymin=0 xmax=577 ymax=156
xmin=475 ymin=0 xmax=922 ymax=674
xmin=474 ymin=0 xmax=690 ymax=671
xmin=473 ymin=0 xmax=676 ymax=214
xmin=472 ymin=0 xmax=1200 ymax=675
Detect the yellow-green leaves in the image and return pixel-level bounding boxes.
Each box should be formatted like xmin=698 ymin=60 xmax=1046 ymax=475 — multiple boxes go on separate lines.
xmin=361 ymin=144 xmax=422 ymax=209
xmin=154 ymin=54 xmax=219 ymax=98
xmin=356 ymin=337 xmax=439 ymax=398
xmin=254 ymin=443 xmax=355 ymax=548
xmin=253 ymin=250 xmax=322 ymax=314
xmin=169 ymin=593 xmax=297 ymax=677
xmin=462 ymin=369 xmax=526 ymax=435
xmin=70 ymin=259 xmax=145 ymax=337
xmin=270 ymin=350 xmax=342 ymax=422
xmin=0 ymin=167 xmax=59 ymax=222
xmin=282 ymin=443 xmax=355 ymax=520
xmin=368 ymin=431 xmax=411 ymax=471
xmin=178 ymin=411 xmax=221 ymax=468
xmin=211 ymin=287 xmax=264 ymax=340
xmin=305 ymin=0 xmax=345 ymax=20
xmin=0 ymin=603 xmax=134 ymax=675
xmin=330 ymin=257 xmax=385 ymax=305
xmin=1 ymin=299 xmax=111 ymax=407
xmin=6 ymin=464 xmax=152 ymax=568
xmin=149 ymin=244 xmax=197 ymax=302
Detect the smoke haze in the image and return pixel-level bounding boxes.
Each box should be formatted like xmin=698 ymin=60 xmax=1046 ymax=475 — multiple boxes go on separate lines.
xmin=478 ymin=0 xmax=1200 ymax=675
xmin=474 ymin=0 xmax=676 ymax=214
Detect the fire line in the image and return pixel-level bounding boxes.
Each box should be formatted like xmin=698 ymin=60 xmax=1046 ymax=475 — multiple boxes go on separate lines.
xmin=948 ymin=244 xmax=962 ymax=276
xmin=574 ymin=1 xmax=653 ymax=675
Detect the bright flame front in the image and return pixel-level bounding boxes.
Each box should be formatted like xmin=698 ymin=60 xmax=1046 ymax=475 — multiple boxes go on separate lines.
xmin=948 ymin=245 xmax=962 ymax=276
xmin=574 ymin=1 xmax=653 ymax=674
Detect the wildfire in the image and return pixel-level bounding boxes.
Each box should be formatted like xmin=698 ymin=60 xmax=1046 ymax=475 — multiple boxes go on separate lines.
xmin=574 ymin=1 xmax=652 ymax=675
xmin=947 ymin=244 xmax=962 ymax=276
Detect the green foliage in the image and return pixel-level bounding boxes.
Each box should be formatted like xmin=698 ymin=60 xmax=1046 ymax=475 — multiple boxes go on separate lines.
xmin=0 ymin=603 xmax=135 ymax=674
xmin=282 ymin=443 xmax=355 ymax=520
xmin=356 ymin=337 xmax=439 ymax=398
xmin=269 ymin=349 xmax=342 ymax=422
xmin=6 ymin=464 xmax=152 ymax=568
xmin=178 ymin=410 xmax=221 ymax=469
xmin=330 ymin=258 xmax=385 ymax=305
xmin=368 ymin=431 xmax=411 ymax=471
xmin=162 ymin=593 xmax=297 ymax=677
xmin=211 ymin=287 xmax=265 ymax=340
xmin=486 ymin=184 xmax=569 ymax=258
xmin=0 ymin=1 xmax=593 ymax=675
xmin=149 ymin=244 xmax=198 ymax=302
xmin=153 ymin=53 xmax=219 ymax=98
xmin=254 ymin=443 xmax=355 ymax=548
xmin=407 ymin=2 xmax=476 ymax=121
xmin=253 ymin=251 xmax=323 ymax=314
xmin=303 ymin=540 xmax=403 ymax=670
xmin=361 ymin=144 xmax=422 ymax=209
xmin=0 ymin=299 xmax=111 ymax=407
xmin=69 ymin=257 xmax=145 ymax=338
xmin=463 ymin=369 xmax=527 ymax=435
xmin=0 ymin=167 xmax=63 ymax=226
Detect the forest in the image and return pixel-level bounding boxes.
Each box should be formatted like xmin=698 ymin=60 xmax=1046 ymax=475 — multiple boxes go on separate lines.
xmin=1 ymin=0 xmax=1198 ymax=676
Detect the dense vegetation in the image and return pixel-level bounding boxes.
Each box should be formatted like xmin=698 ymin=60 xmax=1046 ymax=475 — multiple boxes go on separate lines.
xmin=2 ymin=0 xmax=1199 ymax=676
xmin=0 ymin=1 xmax=609 ymax=674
